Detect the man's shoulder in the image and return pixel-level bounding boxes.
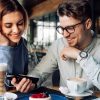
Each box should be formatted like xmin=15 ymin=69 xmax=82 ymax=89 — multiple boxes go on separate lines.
xmin=96 ymin=36 xmax=100 ymax=44
xmin=49 ymin=38 xmax=64 ymax=48
xmin=53 ymin=37 xmax=65 ymax=45
xmin=49 ymin=37 xmax=66 ymax=52
xmin=92 ymin=36 xmax=100 ymax=51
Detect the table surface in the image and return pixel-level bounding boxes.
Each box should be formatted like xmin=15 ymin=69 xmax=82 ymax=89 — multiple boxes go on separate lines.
xmin=51 ymin=86 xmax=100 ymax=100
xmin=9 ymin=86 xmax=100 ymax=100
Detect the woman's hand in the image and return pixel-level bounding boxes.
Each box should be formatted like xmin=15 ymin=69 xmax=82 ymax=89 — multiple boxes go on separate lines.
xmin=0 ymin=32 xmax=9 ymax=46
xmin=11 ymin=77 xmax=36 ymax=93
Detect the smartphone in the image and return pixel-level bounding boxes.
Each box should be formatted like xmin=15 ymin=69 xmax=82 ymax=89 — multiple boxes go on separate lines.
xmin=6 ymin=74 xmax=39 ymax=84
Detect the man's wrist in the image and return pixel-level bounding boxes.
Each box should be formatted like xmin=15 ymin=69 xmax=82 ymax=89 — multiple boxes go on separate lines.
xmin=76 ymin=51 xmax=88 ymax=63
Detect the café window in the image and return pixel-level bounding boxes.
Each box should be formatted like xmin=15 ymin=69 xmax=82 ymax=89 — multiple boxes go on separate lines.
xmin=28 ymin=12 xmax=62 ymax=50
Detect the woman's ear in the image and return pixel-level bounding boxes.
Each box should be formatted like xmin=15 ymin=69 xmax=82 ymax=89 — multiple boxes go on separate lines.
xmin=85 ymin=18 xmax=92 ymax=29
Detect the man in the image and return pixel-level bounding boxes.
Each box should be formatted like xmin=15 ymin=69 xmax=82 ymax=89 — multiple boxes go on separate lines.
xmin=12 ymin=0 xmax=100 ymax=92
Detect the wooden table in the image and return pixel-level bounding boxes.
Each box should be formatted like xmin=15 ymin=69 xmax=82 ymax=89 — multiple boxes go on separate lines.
xmin=9 ymin=86 xmax=100 ymax=100
xmin=94 ymin=91 xmax=100 ymax=97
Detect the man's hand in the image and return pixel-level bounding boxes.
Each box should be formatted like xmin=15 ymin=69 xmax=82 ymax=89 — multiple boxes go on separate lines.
xmin=60 ymin=47 xmax=81 ymax=60
xmin=11 ymin=77 xmax=36 ymax=93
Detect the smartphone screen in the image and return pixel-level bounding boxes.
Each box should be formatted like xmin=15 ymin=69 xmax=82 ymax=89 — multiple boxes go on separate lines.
xmin=6 ymin=74 xmax=39 ymax=83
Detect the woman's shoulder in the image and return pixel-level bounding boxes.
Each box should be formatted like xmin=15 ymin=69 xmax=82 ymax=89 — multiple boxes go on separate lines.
xmin=18 ymin=37 xmax=27 ymax=46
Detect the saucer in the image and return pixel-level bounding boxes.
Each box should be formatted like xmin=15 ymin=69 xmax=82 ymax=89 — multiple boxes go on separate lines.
xmin=4 ymin=92 xmax=18 ymax=100
xmin=66 ymin=90 xmax=93 ymax=97
xmin=59 ymin=86 xmax=93 ymax=97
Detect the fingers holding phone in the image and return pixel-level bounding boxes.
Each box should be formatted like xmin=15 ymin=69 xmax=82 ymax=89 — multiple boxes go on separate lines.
xmin=11 ymin=77 xmax=36 ymax=93
xmin=7 ymin=74 xmax=39 ymax=92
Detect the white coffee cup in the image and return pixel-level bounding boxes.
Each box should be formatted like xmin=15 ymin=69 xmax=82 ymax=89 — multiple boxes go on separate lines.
xmin=66 ymin=77 xmax=87 ymax=94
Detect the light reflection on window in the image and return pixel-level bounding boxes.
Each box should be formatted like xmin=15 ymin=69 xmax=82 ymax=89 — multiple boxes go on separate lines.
xmin=35 ymin=21 xmax=62 ymax=47
xmin=33 ymin=13 xmax=62 ymax=49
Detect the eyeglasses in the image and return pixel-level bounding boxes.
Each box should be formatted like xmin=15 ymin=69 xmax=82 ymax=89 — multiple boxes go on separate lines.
xmin=56 ymin=21 xmax=84 ymax=35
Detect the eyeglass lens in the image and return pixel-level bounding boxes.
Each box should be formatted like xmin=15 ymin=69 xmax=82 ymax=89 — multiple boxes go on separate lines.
xmin=56 ymin=21 xmax=83 ymax=34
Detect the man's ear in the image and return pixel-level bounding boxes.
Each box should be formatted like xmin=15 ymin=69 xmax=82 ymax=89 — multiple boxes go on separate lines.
xmin=85 ymin=18 xmax=92 ymax=29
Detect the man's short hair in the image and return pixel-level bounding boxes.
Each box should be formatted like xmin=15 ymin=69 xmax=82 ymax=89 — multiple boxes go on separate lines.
xmin=57 ymin=0 xmax=92 ymax=21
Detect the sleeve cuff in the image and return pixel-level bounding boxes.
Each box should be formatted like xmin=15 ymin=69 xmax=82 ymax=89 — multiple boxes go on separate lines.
xmin=76 ymin=53 xmax=82 ymax=63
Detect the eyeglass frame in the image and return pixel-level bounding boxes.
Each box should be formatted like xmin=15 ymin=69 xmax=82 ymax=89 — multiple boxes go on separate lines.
xmin=56 ymin=20 xmax=84 ymax=35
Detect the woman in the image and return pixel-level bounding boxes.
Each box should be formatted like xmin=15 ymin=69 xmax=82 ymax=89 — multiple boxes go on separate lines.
xmin=0 ymin=0 xmax=33 ymax=91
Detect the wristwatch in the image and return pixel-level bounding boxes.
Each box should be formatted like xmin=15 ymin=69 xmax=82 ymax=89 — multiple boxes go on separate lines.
xmin=79 ymin=51 xmax=88 ymax=58
xmin=76 ymin=51 xmax=88 ymax=63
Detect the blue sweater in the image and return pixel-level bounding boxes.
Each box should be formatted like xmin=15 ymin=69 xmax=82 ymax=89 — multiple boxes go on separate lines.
xmin=0 ymin=38 xmax=28 ymax=88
